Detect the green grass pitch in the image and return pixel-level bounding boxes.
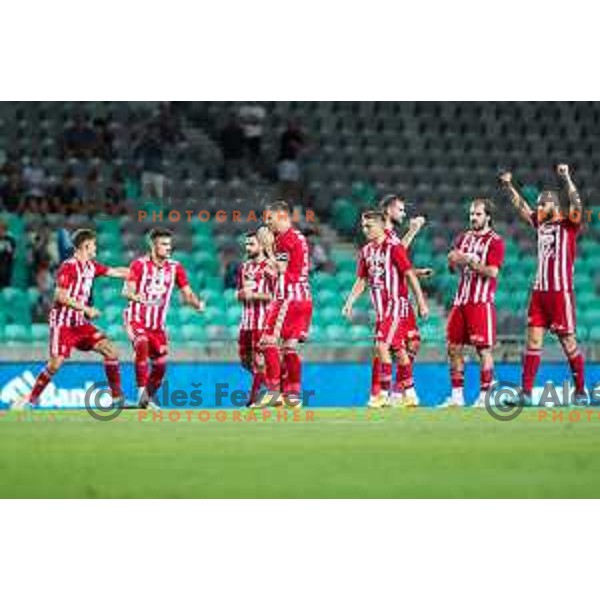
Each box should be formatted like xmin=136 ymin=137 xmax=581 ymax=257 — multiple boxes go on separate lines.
xmin=1 ymin=407 xmax=599 ymax=498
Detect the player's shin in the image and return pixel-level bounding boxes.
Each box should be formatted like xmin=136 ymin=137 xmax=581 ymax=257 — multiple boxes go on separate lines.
xmin=262 ymin=343 xmax=281 ymax=391
xmin=104 ymin=359 xmax=123 ymax=399
xmin=565 ymin=345 xmax=586 ymax=396
xmin=476 ymin=349 xmax=494 ymax=407
xmin=134 ymin=339 xmax=150 ymax=394
xmin=28 ymin=366 xmax=56 ymax=406
xmin=147 ymin=356 xmax=167 ymax=398
xmin=522 ymin=348 xmax=542 ymax=396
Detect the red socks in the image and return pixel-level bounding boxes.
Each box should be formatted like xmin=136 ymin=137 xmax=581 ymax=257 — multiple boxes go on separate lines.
xmin=147 ymin=356 xmax=167 ymax=396
xmin=397 ymin=361 xmax=414 ymax=393
xmin=134 ymin=339 xmax=150 ymax=389
xmin=566 ymin=348 xmax=586 ymax=395
xmin=380 ymin=362 xmax=392 ymax=392
xmin=282 ymin=348 xmax=301 ymax=395
xmin=29 ymin=367 xmax=54 ymax=405
xmin=450 ymin=368 xmax=464 ymax=390
xmin=263 ymin=344 xmax=281 ymax=391
xmin=481 ymin=367 xmax=493 ymax=393
xmin=522 ymin=348 xmax=541 ymax=395
xmin=104 ymin=359 xmax=123 ymax=399
xmin=371 ymin=357 xmax=381 ymax=396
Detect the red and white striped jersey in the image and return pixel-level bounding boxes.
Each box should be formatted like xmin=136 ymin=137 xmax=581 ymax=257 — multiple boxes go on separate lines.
xmin=452 ymin=229 xmax=505 ymax=306
xmin=531 ymin=214 xmax=581 ymax=292
xmin=358 ymin=236 xmax=412 ymax=321
xmin=124 ymin=256 xmax=189 ymax=330
xmin=49 ymin=258 xmax=109 ymax=327
xmin=274 ymin=227 xmax=312 ymax=301
xmin=385 ymin=227 xmax=401 ymax=244
xmin=236 ymin=259 xmax=276 ymax=331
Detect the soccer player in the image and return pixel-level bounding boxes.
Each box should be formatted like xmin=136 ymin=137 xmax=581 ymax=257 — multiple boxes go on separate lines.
xmin=236 ymin=228 xmax=276 ymax=407
xmin=22 ymin=229 xmax=129 ymax=408
xmin=123 ymin=228 xmax=205 ymax=409
xmin=378 ymin=194 xmax=431 ymax=406
xmin=442 ymin=199 xmax=505 ymax=408
xmin=499 ymin=165 xmax=586 ymax=403
xmin=256 ymin=200 xmax=313 ymax=408
xmin=343 ymin=211 xmax=429 ymax=408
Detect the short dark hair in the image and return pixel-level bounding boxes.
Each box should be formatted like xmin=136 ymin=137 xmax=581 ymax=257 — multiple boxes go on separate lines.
xmin=379 ymin=194 xmax=404 ymax=212
xmin=72 ymin=229 xmax=97 ymax=249
xmin=265 ymin=200 xmax=291 ymax=214
xmin=149 ymin=228 xmax=173 ymax=242
xmin=245 ymin=231 xmax=258 ymax=239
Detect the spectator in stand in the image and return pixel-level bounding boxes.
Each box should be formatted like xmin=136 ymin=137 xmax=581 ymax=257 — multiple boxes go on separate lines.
xmin=154 ymin=102 xmax=184 ymax=145
xmin=93 ymin=117 xmax=114 ymax=160
xmin=57 ymin=228 xmax=74 ymax=262
xmin=136 ymin=126 xmax=165 ymax=199
xmin=278 ymin=120 xmax=306 ymax=200
xmin=52 ymin=169 xmax=81 ymax=213
xmin=222 ymin=245 xmax=241 ymax=289
xmin=106 ymin=168 xmax=125 ymax=206
xmin=0 ymin=220 xmax=16 ymax=288
xmin=22 ymin=151 xmax=47 ymax=199
xmin=238 ymin=103 xmax=266 ymax=169
xmin=31 ymin=258 xmax=54 ymax=323
xmin=0 ymin=171 xmax=25 ymax=212
xmin=219 ymin=115 xmax=246 ymax=180
xmin=83 ymin=168 xmax=102 ymax=204
xmin=61 ymin=114 xmax=97 ymax=159
xmin=28 ymin=226 xmax=53 ymax=287
xmin=306 ymin=229 xmax=335 ymax=274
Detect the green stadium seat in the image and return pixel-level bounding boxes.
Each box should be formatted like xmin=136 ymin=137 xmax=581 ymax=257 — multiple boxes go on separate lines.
xmin=332 ymin=198 xmax=360 ymax=237
xmin=5 ymin=324 xmax=29 ymax=343
xmin=31 ymin=324 xmax=48 ymax=344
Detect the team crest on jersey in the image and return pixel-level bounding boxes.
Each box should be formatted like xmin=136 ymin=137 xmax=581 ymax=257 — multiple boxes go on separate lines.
xmin=540 ymin=232 xmax=556 ymax=258
xmin=149 ymin=269 xmax=170 ymax=294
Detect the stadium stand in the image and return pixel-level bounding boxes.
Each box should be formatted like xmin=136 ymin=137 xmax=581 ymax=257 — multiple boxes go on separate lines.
xmin=1 ymin=102 xmax=599 ymax=359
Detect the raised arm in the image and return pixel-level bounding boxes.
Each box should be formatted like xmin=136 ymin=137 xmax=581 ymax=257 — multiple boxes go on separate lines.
xmin=401 ymin=216 xmax=426 ymax=250
xmin=498 ymin=171 xmax=534 ymax=226
xmin=556 ymin=164 xmax=583 ymax=214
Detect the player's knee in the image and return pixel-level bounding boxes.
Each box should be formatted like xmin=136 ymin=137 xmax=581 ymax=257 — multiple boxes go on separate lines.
xmin=447 ymin=344 xmax=462 ymax=359
xmin=527 ymin=328 xmax=544 ymax=349
xmin=103 ymin=343 xmax=119 ymax=361
xmin=560 ymin=334 xmax=577 ymax=354
xmin=48 ymin=356 xmax=63 ymax=373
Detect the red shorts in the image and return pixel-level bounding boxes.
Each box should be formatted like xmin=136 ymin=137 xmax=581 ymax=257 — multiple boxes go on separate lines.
xmin=238 ymin=329 xmax=263 ymax=368
xmin=49 ymin=323 xmax=106 ymax=359
xmin=263 ymin=299 xmax=313 ymax=342
xmin=406 ymin=303 xmax=420 ymax=342
xmin=375 ymin=314 xmax=408 ymax=351
xmin=527 ymin=290 xmax=576 ymax=335
xmin=126 ymin=322 xmax=168 ymax=358
xmin=447 ymin=303 xmax=496 ymax=348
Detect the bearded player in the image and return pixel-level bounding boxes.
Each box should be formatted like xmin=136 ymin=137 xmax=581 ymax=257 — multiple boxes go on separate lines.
xmin=20 ymin=229 xmax=129 ymax=409
xmin=256 ymin=200 xmax=312 ymax=408
xmin=441 ymin=199 xmax=505 ymax=408
xmin=236 ymin=228 xmax=277 ymax=407
xmin=343 ymin=211 xmax=429 ymax=408
xmin=499 ymin=165 xmax=586 ymax=403
xmin=378 ymin=194 xmax=432 ymax=406
xmin=123 ymin=228 xmax=205 ymax=409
